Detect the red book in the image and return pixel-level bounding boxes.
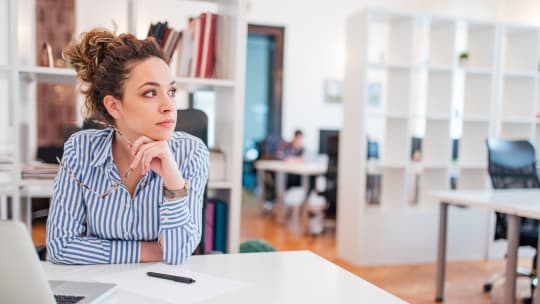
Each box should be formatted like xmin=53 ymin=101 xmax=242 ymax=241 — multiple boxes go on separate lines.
xmin=189 ymin=18 xmax=201 ymax=77
xmin=205 ymin=201 xmax=215 ymax=253
xmin=204 ymin=14 xmax=217 ymax=78
xmin=160 ymin=27 xmax=171 ymax=48
xmin=195 ymin=13 xmax=207 ymax=77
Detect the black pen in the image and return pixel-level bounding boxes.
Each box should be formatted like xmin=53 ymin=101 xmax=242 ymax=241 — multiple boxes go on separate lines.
xmin=146 ymin=271 xmax=196 ymax=284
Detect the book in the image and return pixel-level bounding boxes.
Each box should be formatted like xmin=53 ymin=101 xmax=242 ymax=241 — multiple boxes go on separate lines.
xmin=39 ymin=42 xmax=54 ymax=68
xmin=189 ymin=18 xmax=201 ymax=77
xmin=204 ymin=201 xmax=215 ymax=253
xmin=177 ymin=27 xmax=193 ymax=77
xmin=212 ymin=199 xmax=228 ymax=253
xmin=203 ymin=13 xmax=218 ymax=78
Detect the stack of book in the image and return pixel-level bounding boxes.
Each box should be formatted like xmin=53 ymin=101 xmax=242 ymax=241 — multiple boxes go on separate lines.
xmin=147 ymin=21 xmax=182 ymax=64
xmin=204 ymin=198 xmax=228 ymax=253
xmin=147 ymin=12 xmax=218 ymax=79
xmin=21 ymin=162 xmax=58 ymax=179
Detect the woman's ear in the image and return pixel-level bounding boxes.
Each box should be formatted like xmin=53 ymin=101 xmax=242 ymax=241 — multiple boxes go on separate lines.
xmin=103 ymin=95 xmax=122 ymax=120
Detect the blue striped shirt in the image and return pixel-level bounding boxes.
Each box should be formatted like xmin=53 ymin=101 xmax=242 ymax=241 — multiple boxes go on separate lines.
xmin=46 ymin=128 xmax=209 ymax=265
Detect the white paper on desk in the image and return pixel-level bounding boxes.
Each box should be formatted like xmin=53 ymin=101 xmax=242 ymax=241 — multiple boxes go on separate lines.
xmin=94 ymin=264 xmax=248 ymax=303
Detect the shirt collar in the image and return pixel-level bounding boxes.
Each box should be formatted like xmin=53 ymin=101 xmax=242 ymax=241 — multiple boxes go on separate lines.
xmin=90 ymin=128 xmax=115 ymax=168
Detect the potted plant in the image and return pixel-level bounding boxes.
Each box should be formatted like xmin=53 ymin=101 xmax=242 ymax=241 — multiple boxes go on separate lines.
xmin=459 ymin=51 xmax=469 ymax=66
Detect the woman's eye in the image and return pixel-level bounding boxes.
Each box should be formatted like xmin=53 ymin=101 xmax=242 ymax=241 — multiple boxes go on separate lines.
xmin=168 ymin=88 xmax=177 ymax=98
xmin=143 ymin=90 xmax=157 ymax=98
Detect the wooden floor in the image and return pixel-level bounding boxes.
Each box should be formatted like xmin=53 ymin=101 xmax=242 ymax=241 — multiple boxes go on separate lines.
xmin=31 ymin=193 xmax=535 ymax=304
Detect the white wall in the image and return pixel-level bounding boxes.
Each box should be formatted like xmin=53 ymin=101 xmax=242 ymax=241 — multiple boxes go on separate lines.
xmin=247 ymin=0 xmax=501 ymax=153
xmin=497 ymin=0 xmax=540 ymax=26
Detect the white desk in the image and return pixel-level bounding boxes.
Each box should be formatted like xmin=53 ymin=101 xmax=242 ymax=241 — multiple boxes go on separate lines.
xmin=42 ymin=250 xmax=405 ymax=304
xmin=432 ymin=189 xmax=540 ymax=304
xmin=254 ymin=159 xmax=327 ymax=226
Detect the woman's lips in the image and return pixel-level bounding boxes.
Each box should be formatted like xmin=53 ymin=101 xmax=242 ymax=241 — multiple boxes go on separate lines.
xmin=157 ymin=120 xmax=176 ymax=128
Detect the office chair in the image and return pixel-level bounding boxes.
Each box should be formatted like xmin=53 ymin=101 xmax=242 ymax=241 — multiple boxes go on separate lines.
xmin=176 ymin=109 xmax=209 ymax=254
xmin=485 ymin=138 xmax=540 ymax=302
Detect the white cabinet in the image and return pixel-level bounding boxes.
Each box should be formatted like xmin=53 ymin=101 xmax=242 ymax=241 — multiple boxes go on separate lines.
xmin=3 ymin=0 xmax=246 ymax=253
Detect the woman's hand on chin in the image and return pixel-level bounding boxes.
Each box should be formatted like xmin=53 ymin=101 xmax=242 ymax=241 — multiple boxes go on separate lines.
xmin=129 ymin=135 xmax=185 ymax=190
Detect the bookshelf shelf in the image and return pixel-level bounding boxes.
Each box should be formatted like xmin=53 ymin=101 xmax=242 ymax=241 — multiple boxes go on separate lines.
xmin=462 ymin=116 xmax=490 ymax=122
xmin=367 ymin=63 xmax=417 ymax=70
xmin=425 ymin=115 xmax=451 ymax=121
xmin=458 ymin=163 xmax=487 ymax=169
xmin=503 ymin=70 xmax=538 ymax=78
xmin=427 ymin=65 xmax=453 ymax=72
xmin=19 ymin=66 xmax=77 ymax=84
xmin=463 ymin=67 xmax=494 ymax=75
xmin=421 ymin=162 xmax=451 ymax=168
xmin=207 ymin=180 xmax=232 ymax=189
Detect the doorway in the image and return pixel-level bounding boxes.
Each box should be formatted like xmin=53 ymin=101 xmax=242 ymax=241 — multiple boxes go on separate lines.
xmin=242 ymin=24 xmax=284 ymax=191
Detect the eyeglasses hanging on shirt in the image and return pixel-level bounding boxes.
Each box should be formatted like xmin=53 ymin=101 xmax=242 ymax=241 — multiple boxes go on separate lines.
xmin=55 ymin=120 xmax=134 ymax=199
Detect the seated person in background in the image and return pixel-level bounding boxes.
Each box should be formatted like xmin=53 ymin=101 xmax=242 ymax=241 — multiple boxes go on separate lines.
xmin=275 ymin=130 xmax=305 ymax=162
xmin=276 ymin=130 xmax=306 ymax=188
xmin=46 ymin=28 xmax=209 ymax=265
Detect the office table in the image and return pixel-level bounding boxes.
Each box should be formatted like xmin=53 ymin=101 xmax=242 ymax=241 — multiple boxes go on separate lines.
xmin=432 ymin=189 xmax=540 ymax=304
xmin=42 ymin=250 xmax=406 ymax=303
xmin=254 ymin=159 xmax=327 ymax=227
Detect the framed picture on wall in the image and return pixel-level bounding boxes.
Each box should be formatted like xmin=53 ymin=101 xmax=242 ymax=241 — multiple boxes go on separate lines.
xmin=324 ymin=79 xmax=343 ymax=103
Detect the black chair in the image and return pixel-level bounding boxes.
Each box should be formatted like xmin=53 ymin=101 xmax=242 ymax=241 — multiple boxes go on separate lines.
xmin=176 ymin=109 xmax=209 ymax=254
xmin=485 ymin=138 xmax=540 ymax=302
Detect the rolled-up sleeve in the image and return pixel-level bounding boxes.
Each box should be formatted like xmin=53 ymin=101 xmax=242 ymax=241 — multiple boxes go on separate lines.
xmin=158 ymin=140 xmax=209 ymax=265
xmin=46 ymin=136 xmax=141 ymax=265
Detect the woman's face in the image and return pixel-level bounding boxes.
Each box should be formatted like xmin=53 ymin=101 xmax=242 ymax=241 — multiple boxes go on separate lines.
xmin=116 ymin=56 xmax=177 ymax=141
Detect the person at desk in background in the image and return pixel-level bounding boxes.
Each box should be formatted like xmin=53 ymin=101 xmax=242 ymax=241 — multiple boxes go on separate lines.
xmin=276 ymin=130 xmax=306 ymax=189
xmin=275 ymin=130 xmax=305 ymax=162
xmin=46 ymin=28 xmax=209 ymax=265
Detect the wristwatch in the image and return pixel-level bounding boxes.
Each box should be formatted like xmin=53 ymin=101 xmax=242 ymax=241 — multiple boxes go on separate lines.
xmin=163 ymin=180 xmax=190 ymax=201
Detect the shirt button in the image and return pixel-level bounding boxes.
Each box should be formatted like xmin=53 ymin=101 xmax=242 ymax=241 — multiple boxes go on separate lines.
xmin=163 ymin=209 xmax=170 ymax=215
xmin=163 ymin=218 xmax=170 ymax=223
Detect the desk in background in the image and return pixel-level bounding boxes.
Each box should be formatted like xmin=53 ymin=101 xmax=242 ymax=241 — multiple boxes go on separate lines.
xmin=432 ymin=189 xmax=540 ymax=304
xmin=254 ymin=158 xmax=327 ymax=227
xmin=43 ymin=250 xmax=405 ymax=304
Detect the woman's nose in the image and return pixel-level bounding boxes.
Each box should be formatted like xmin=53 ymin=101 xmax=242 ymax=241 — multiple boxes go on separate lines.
xmin=160 ymin=96 xmax=175 ymax=113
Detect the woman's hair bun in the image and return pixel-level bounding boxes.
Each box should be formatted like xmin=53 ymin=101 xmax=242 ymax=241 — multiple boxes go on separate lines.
xmin=63 ymin=29 xmax=115 ymax=83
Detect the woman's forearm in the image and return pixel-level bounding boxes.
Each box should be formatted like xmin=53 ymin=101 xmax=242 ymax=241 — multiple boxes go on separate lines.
xmin=140 ymin=241 xmax=163 ymax=262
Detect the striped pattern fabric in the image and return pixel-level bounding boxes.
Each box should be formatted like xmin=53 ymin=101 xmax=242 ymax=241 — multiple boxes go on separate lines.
xmin=46 ymin=128 xmax=209 ymax=265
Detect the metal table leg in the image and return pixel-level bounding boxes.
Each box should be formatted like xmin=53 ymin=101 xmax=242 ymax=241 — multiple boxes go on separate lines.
xmin=257 ymin=169 xmax=266 ymax=210
xmin=435 ymin=202 xmax=448 ymax=302
xmin=300 ymin=175 xmax=310 ymax=234
xmin=275 ymin=171 xmax=286 ymax=224
xmin=505 ymin=214 xmax=520 ymax=304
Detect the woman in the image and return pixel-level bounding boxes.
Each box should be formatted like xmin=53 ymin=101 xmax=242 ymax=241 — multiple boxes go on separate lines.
xmin=46 ymin=28 xmax=209 ymax=265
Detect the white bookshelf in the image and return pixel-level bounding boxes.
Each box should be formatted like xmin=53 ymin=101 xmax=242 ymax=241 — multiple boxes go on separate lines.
xmin=338 ymin=8 xmax=535 ymax=266
xmin=3 ymin=0 xmax=246 ymax=253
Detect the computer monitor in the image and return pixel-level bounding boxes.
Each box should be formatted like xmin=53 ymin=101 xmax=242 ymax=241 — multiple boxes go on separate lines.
xmin=319 ymin=129 xmax=340 ymax=156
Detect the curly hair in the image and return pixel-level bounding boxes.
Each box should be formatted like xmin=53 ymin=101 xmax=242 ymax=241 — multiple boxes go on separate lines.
xmin=63 ymin=28 xmax=164 ymax=124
